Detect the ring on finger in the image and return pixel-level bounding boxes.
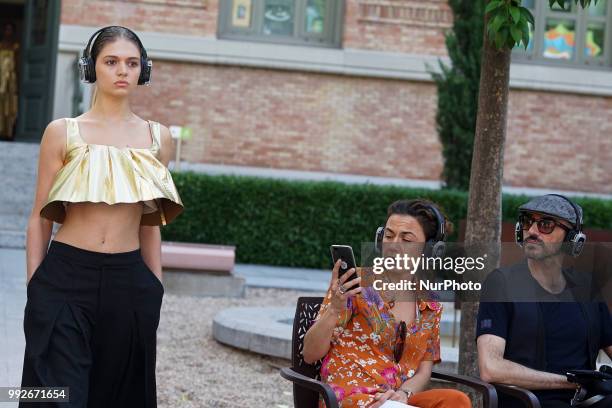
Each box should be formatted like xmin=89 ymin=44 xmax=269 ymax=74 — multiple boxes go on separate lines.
xmin=338 ymin=285 xmax=346 ymax=294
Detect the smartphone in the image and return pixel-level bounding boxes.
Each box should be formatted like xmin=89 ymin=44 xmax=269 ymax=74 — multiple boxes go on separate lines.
xmin=330 ymin=245 xmax=359 ymax=291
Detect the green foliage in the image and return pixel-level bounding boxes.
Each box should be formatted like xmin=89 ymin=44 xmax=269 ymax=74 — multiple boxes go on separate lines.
xmin=162 ymin=172 xmax=612 ymax=269
xmin=486 ymin=0 xmax=599 ymax=49
xmin=431 ymin=0 xmax=484 ymax=191
xmin=486 ymin=0 xmax=533 ymax=49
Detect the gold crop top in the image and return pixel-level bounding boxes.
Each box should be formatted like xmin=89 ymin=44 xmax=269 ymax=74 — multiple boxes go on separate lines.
xmin=39 ymin=118 xmax=184 ymax=226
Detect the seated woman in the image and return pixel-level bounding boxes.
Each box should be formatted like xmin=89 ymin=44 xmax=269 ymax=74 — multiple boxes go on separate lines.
xmin=303 ymin=199 xmax=471 ymax=408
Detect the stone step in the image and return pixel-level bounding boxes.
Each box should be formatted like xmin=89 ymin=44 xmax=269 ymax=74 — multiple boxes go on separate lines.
xmin=0 ymin=203 xmax=32 ymax=215
xmin=0 ymin=230 xmax=26 ymax=249
xmin=0 ymin=141 xmax=40 ymax=250
xmin=0 ymin=214 xmax=29 ymax=231
xmin=0 ymin=142 xmax=39 ymax=183
xmin=234 ymin=264 xmax=330 ymax=292
xmin=0 ymin=187 xmax=36 ymax=210
xmin=163 ymin=271 xmax=245 ymax=298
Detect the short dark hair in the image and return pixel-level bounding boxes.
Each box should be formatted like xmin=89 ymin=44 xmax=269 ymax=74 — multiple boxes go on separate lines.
xmin=386 ymin=199 xmax=454 ymax=240
xmin=90 ymin=26 xmax=142 ymax=65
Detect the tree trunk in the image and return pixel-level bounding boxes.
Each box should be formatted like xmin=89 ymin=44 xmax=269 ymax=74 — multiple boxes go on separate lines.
xmin=458 ymin=3 xmax=511 ymax=406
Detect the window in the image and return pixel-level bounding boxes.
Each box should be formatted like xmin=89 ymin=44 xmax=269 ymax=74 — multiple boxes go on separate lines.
xmin=218 ymin=0 xmax=344 ymax=48
xmin=513 ymin=0 xmax=612 ymax=68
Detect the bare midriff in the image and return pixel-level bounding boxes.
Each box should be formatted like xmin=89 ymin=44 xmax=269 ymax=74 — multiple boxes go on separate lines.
xmin=53 ymin=201 xmax=144 ymax=253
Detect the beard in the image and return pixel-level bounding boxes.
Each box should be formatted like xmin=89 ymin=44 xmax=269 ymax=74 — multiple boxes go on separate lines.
xmin=523 ymin=236 xmax=563 ymax=260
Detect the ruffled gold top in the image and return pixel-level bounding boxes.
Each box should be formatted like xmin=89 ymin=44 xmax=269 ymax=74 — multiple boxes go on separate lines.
xmin=40 ymin=118 xmax=184 ymax=226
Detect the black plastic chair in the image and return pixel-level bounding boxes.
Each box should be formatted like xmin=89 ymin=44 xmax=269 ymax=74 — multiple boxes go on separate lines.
xmin=280 ymin=297 xmax=499 ymax=408
xmin=491 ymin=384 xmax=542 ymax=408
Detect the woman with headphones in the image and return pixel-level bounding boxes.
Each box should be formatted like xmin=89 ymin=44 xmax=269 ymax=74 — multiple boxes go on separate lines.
xmin=302 ymin=199 xmax=471 ymax=408
xmin=20 ymin=26 xmax=183 ymax=407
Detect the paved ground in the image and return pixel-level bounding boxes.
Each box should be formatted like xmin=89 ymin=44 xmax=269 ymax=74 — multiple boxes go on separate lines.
xmin=157 ymin=287 xmax=318 ymax=407
xmin=0 ymin=247 xmax=27 ymax=398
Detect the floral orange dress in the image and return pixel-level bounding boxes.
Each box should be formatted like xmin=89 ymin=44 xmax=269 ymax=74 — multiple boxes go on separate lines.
xmin=313 ymin=273 xmax=443 ymax=408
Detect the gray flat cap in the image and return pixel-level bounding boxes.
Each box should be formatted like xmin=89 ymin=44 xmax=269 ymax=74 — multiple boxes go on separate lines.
xmin=518 ymin=195 xmax=583 ymax=227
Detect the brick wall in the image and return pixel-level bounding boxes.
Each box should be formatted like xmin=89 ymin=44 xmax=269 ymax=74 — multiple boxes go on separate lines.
xmin=59 ymin=0 xmax=612 ymax=194
xmin=61 ymin=0 xmax=218 ymax=36
xmin=131 ymin=60 xmax=612 ymax=194
xmin=343 ymin=0 xmax=451 ymax=55
xmin=505 ymin=90 xmax=612 ymax=193
xmin=131 ymin=62 xmax=444 ymax=181
xmin=61 ymin=0 xmax=451 ymax=55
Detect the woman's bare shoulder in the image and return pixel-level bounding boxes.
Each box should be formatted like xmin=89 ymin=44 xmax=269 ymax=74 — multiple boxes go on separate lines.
xmin=156 ymin=122 xmax=172 ymax=141
xmin=44 ymin=118 xmax=68 ymax=141
xmin=39 ymin=118 xmax=69 ymax=159
xmin=142 ymin=118 xmax=171 ymax=141
xmin=155 ymin=121 xmax=173 ymax=167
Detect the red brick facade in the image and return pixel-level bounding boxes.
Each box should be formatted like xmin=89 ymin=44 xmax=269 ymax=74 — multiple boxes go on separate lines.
xmin=344 ymin=0 xmax=451 ymax=55
xmin=61 ymin=0 xmax=218 ymax=36
xmin=131 ymin=64 xmax=444 ymax=180
xmin=505 ymin=90 xmax=612 ymax=193
xmin=59 ymin=0 xmax=612 ymax=194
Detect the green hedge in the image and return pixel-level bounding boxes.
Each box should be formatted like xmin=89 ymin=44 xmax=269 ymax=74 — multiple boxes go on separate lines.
xmin=161 ymin=172 xmax=612 ymax=269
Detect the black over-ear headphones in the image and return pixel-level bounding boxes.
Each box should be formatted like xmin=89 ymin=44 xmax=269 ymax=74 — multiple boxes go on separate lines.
xmin=78 ymin=25 xmax=152 ymax=86
xmin=515 ymin=193 xmax=586 ymax=257
xmin=375 ymin=203 xmax=447 ymax=258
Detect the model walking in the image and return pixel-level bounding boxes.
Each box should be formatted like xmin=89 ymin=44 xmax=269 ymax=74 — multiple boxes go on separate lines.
xmin=20 ymin=25 xmax=184 ymax=407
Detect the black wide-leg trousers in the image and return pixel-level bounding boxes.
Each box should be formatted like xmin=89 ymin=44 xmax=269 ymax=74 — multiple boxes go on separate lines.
xmin=20 ymin=240 xmax=164 ymax=407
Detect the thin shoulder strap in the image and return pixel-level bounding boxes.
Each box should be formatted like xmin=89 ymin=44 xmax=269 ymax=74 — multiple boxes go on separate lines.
xmin=147 ymin=120 xmax=161 ymax=152
xmin=64 ymin=118 xmax=84 ymax=150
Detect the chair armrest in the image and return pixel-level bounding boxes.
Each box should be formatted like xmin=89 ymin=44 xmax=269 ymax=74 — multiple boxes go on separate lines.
xmin=431 ymin=370 xmax=498 ymax=408
xmin=492 ymin=383 xmax=541 ymax=408
xmin=280 ymin=367 xmax=339 ymax=408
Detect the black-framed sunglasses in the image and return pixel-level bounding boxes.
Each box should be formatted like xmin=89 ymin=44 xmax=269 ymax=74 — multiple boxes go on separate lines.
xmin=393 ymin=320 xmax=407 ymax=363
xmin=519 ymin=214 xmax=569 ymax=235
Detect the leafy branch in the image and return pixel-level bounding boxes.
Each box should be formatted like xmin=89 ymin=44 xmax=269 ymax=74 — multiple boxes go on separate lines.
xmin=486 ymin=0 xmax=599 ymax=49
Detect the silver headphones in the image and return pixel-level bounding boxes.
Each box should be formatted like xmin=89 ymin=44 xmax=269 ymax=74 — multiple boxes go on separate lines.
xmin=374 ymin=203 xmax=447 ymax=258
xmin=514 ymin=194 xmax=586 ymax=257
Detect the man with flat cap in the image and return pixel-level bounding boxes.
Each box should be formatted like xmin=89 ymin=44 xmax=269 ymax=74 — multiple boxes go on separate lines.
xmin=476 ymin=194 xmax=612 ymax=407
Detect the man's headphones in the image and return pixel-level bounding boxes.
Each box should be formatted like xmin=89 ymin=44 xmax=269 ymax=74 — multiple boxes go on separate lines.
xmin=375 ymin=203 xmax=447 ymax=258
xmin=515 ymin=193 xmax=587 ymax=257
xmin=78 ymin=25 xmax=152 ymax=86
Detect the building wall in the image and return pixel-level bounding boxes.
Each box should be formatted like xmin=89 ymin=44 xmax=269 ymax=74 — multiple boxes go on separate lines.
xmin=130 ymin=63 xmax=443 ymax=180
xmin=58 ymin=0 xmax=612 ymax=195
xmin=343 ymin=0 xmax=451 ymax=55
xmin=61 ymin=0 xmax=451 ymax=53
xmin=505 ymin=90 xmax=612 ymax=193
xmin=61 ymin=0 xmax=218 ymax=36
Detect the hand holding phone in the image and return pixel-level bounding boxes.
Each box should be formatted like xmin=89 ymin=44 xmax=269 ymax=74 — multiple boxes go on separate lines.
xmin=330 ymin=245 xmax=360 ymax=293
xmin=328 ymin=253 xmax=362 ymax=314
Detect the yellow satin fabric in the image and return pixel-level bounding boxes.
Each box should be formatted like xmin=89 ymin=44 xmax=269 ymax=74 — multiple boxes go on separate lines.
xmin=40 ymin=118 xmax=184 ymax=226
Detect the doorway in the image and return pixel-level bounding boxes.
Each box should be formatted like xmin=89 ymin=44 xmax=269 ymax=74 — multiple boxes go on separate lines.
xmin=0 ymin=0 xmax=60 ymax=142
xmin=0 ymin=0 xmax=24 ymax=141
